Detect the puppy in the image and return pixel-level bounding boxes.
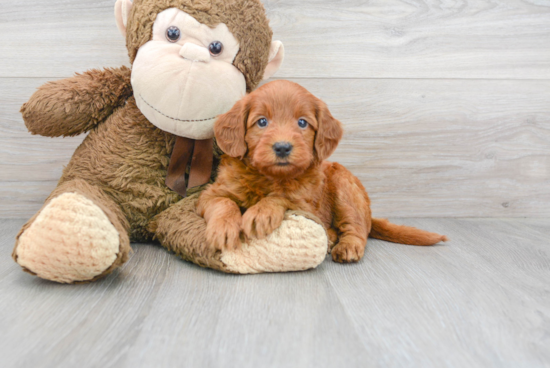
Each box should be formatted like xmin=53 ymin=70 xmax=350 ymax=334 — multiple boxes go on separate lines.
xmin=197 ymin=80 xmax=447 ymax=263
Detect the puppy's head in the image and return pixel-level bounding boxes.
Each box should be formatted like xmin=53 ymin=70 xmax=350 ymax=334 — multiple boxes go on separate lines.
xmin=214 ymin=80 xmax=343 ymax=179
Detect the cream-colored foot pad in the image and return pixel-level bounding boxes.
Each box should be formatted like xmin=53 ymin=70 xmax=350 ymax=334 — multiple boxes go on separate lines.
xmin=16 ymin=193 xmax=120 ymax=283
xmin=221 ymin=214 xmax=328 ymax=274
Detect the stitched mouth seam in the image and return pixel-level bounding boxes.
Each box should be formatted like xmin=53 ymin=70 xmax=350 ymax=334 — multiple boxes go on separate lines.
xmin=139 ymin=94 xmax=217 ymax=122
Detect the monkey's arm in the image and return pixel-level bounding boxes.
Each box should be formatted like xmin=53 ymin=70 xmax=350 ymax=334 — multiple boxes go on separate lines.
xmin=21 ymin=66 xmax=132 ymax=137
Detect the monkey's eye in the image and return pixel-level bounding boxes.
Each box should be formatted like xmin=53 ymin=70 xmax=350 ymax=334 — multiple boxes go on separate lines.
xmin=209 ymin=41 xmax=223 ymax=56
xmin=257 ymin=118 xmax=268 ymax=128
xmin=166 ymin=26 xmax=181 ymax=42
xmin=298 ymin=119 xmax=308 ymax=129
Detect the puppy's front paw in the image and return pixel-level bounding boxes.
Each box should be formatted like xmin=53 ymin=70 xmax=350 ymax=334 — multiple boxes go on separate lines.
xmin=331 ymin=238 xmax=366 ymax=263
xmin=242 ymin=203 xmax=285 ymax=239
xmin=205 ymin=215 xmax=242 ymax=252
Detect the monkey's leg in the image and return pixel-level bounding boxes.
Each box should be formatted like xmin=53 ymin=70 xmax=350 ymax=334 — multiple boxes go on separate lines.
xmin=150 ymin=194 xmax=328 ymax=274
xmin=13 ymin=179 xmax=130 ymax=283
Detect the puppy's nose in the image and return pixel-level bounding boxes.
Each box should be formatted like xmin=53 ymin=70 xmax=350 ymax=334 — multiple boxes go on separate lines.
xmin=273 ymin=142 xmax=293 ymax=158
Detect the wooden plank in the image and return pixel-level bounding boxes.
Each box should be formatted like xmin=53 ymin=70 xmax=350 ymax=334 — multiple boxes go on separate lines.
xmin=315 ymin=78 xmax=550 ymax=217
xmin=2 ymin=77 xmax=549 ymax=218
xmin=0 ymin=182 xmax=58 ymax=219
xmin=324 ymin=217 xmax=550 ymax=367
xmin=0 ymin=77 xmax=85 ymax=218
xmin=0 ymin=0 xmax=129 ymax=78
xmin=0 ymin=219 xmax=369 ymax=368
xmin=0 ymin=220 xmax=179 ymax=368
xmin=0 ymin=0 xmax=549 ymax=79
xmin=1 ymin=218 xmax=549 ymax=367
xmin=265 ymin=0 xmax=550 ymax=79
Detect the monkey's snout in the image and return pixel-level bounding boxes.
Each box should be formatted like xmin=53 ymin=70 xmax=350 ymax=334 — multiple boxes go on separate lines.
xmin=179 ymin=43 xmax=211 ymax=63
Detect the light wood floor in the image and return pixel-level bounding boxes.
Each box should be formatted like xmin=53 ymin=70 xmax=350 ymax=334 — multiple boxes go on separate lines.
xmin=1 ymin=218 xmax=549 ymax=368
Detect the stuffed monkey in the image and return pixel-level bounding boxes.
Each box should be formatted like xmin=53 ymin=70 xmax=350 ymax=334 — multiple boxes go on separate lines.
xmin=12 ymin=0 xmax=328 ymax=283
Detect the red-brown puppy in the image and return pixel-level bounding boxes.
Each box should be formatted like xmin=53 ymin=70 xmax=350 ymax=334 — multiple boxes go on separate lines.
xmin=197 ymin=80 xmax=447 ymax=263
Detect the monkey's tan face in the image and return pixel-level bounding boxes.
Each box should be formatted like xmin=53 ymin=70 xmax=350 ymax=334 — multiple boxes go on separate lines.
xmin=132 ymin=8 xmax=246 ymax=139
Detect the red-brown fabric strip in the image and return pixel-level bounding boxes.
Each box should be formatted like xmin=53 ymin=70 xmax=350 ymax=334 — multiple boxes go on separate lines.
xmin=166 ymin=136 xmax=195 ymax=197
xmin=188 ymin=138 xmax=214 ymax=189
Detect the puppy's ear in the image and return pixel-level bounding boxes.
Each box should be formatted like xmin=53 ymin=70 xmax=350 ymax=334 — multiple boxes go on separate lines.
xmin=314 ymin=100 xmax=343 ymax=162
xmin=214 ymin=97 xmax=249 ymax=158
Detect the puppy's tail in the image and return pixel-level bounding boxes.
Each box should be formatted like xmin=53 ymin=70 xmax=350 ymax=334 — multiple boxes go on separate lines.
xmin=369 ymin=218 xmax=448 ymax=246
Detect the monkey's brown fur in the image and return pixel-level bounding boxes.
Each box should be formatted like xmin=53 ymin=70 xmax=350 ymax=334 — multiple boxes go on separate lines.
xmin=13 ymin=0 xmax=278 ymax=281
xmin=197 ymin=81 xmax=448 ymax=262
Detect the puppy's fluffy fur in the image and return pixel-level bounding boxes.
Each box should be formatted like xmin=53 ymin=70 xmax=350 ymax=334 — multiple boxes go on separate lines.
xmin=197 ymin=80 xmax=447 ymax=263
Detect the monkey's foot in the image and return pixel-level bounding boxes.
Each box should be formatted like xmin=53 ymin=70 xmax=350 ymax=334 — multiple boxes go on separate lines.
xmin=14 ymin=193 xmax=121 ymax=283
xmin=220 ymin=211 xmax=328 ymax=274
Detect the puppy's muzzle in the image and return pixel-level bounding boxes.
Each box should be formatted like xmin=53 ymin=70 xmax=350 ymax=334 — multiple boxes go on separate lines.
xmin=273 ymin=142 xmax=293 ymax=158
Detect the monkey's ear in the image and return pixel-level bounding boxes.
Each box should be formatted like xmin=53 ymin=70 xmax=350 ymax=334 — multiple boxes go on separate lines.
xmin=262 ymin=41 xmax=285 ymax=81
xmin=214 ymin=97 xmax=249 ymax=159
xmin=314 ymin=100 xmax=344 ymax=162
xmin=115 ymin=0 xmax=133 ymax=38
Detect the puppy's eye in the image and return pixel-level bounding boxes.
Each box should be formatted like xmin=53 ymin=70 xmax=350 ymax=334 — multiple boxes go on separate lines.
xmin=298 ymin=119 xmax=308 ymax=129
xmin=209 ymin=41 xmax=223 ymax=56
xmin=257 ymin=118 xmax=269 ymax=128
xmin=166 ymin=26 xmax=181 ymax=42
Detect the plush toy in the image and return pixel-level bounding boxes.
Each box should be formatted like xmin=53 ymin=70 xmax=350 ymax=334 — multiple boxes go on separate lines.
xmin=12 ymin=0 xmax=328 ymax=283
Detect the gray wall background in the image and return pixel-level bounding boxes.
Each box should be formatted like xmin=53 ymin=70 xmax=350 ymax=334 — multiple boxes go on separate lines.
xmin=1 ymin=0 xmax=549 ymax=218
